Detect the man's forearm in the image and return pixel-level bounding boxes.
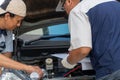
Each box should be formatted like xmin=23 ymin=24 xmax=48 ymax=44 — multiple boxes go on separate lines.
xmin=0 ymin=54 xmax=43 ymax=77
xmin=0 ymin=54 xmax=28 ymax=71
xmin=68 ymin=47 xmax=91 ymax=64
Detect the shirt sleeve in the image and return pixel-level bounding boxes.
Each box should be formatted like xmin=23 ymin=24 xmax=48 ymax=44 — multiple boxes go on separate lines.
xmin=2 ymin=31 xmax=13 ymax=53
xmin=0 ymin=34 xmax=6 ymax=53
xmin=68 ymin=9 xmax=92 ymax=51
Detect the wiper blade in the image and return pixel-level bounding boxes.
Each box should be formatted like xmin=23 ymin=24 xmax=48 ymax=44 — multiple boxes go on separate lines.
xmin=40 ymin=33 xmax=70 ymax=40
xmin=25 ymin=33 xmax=70 ymax=45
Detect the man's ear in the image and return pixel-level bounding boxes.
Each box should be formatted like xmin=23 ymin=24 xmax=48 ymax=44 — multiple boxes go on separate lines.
xmin=66 ymin=0 xmax=72 ymax=5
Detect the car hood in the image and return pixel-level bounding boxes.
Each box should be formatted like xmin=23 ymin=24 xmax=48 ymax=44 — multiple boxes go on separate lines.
xmin=23 ymin=0 xmax=66 ymax=22
xmin=17 ymin=0 xmax=67 ymax=35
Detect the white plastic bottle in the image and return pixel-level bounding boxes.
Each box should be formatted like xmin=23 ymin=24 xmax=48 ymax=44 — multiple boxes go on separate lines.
xmin=30 ymin=72 xmax=40 ymax=80
xmin=0 ymin=68 xmax=9 ymax=80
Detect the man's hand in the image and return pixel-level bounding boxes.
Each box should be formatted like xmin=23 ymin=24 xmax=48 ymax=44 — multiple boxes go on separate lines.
xmin=26 ymin=65 xmax=43 ymax=79
xmin=61 ymin=56 xmax=77 ymax=69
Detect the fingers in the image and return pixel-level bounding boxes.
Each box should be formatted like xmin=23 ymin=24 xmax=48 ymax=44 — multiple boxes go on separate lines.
xmin=26 ymin=65 xmax=44 ymax=78
xmin=33 ymin=66 xmax=44 ymax=78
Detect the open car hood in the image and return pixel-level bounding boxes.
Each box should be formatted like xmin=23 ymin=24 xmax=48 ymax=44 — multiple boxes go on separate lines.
xmin=23 ymin=0 xmax=66 ymax=22
xmin=17 ymin=0 xmax=67 ymax=35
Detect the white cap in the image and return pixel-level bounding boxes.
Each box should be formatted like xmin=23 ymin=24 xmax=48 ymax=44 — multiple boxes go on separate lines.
xmin=30 ymin=72 xmax=40 ymax=79
xmin=0 ymin=0 xmax=26 ymax=17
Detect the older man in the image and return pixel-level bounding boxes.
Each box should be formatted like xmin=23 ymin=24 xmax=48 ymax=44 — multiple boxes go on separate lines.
xmin=62 ymin=0 xmax=120 ymax=80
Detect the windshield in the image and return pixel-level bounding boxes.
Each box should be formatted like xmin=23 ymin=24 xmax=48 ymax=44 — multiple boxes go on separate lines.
xmin=19 ymin=23 xmax=69 ymax=41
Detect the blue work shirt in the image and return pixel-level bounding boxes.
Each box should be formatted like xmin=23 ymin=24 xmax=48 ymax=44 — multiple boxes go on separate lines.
xmin=87 ymin=1 xmax=120 ymax=78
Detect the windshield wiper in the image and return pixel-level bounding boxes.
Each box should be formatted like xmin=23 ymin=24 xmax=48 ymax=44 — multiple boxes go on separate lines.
xmin=25 ymin=33 xmax=70 ymax=45
xmin=40 ymin=33 xmax=70 ymax=40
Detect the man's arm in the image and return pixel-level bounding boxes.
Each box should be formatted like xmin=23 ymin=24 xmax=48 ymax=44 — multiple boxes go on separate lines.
xmin=0 ymin=54 xmax=43 ymax=77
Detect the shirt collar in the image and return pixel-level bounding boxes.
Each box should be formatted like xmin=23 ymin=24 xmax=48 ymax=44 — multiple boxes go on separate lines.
xmin=0 ymin=29 xmax=7 ymax=36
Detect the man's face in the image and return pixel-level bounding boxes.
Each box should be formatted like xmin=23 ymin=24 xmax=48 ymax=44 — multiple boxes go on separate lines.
xmin=64 ymin=0 xmax=72 ymax=14
xmin=4 ymin=13 xmax=24 ymax=30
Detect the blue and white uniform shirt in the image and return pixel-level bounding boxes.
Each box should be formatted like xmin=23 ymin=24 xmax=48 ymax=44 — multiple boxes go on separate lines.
xmin=0 ymin=30 xmax=13 ymax=53
xmin=0 ymin=33 xmax=6 ymax=52
xmin=68 ymin=0 xmax=115 ymax=51
xmin=68 ymin=0 xmax=120 ymax=79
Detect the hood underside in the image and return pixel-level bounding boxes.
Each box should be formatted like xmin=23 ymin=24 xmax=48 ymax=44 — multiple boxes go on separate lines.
xmin=23 ymin=0 xmax=66 ymax=22
xmin=15 ymin=0 xmax=68 ymax=35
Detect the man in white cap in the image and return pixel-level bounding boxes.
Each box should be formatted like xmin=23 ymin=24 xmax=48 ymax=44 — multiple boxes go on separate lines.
xmin=0 ymin=0 xmax=43 ymax=78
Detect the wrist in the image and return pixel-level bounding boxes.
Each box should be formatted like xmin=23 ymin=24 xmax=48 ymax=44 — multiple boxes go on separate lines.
xmin=24 ymin=65 xmax=34 ymax=74
xmin=61 ymin=56 xmax=77 ymax=69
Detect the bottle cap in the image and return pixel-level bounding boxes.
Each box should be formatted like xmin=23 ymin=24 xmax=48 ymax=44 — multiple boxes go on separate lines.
xmin=30 ymin=72 xmax=39 ymax=79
